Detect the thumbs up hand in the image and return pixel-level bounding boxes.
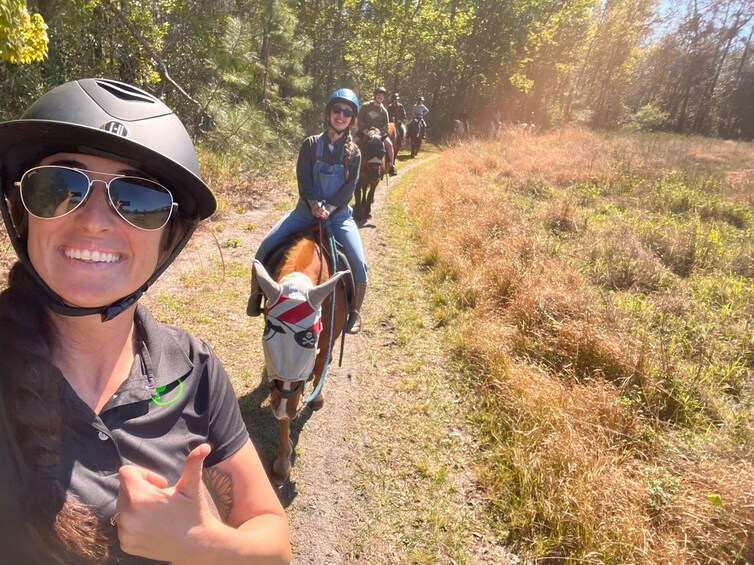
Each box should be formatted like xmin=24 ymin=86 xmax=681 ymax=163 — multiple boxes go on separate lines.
xmin=114 ymin=444 xmax=217 ymax=562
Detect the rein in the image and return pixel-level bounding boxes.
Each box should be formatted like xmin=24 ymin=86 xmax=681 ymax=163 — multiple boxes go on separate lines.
xmin=302 ymin=219 xmax=340 ymax=405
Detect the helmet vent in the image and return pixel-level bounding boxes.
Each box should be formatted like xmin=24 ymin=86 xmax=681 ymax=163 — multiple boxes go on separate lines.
xmin=95 ymin=79 xmax=156 ymax=104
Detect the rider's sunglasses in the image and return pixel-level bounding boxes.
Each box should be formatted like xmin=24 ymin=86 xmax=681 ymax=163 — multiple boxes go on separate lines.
xmin=330 ymin=105 xmax=355 ymax=119
xmin=15 ymin=165 xmax=177 ymax=231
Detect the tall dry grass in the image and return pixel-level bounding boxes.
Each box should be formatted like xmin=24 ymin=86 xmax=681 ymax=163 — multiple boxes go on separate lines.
xmin=407 ymin=126 xmax=754 ymax=563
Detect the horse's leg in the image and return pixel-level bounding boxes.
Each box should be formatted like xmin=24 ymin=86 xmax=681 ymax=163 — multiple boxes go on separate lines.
xmin=269 ymin=380 xmax=300 ymax=484
xmin=310 ymin=389 xmax=325 ymax=411
xmin=353 ymin=184 xmax=363 ymax=223
xmin=272 ymin=417 xmax=293 ymax=484
xmin=358 ymin=182 xmax=367 ymax=220
xmin=366 ymin=181 xmax=377 ymax=219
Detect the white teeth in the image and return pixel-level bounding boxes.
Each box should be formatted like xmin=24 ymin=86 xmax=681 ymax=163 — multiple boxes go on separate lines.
xmin=64 ymin=248 xmax=119 ymax=263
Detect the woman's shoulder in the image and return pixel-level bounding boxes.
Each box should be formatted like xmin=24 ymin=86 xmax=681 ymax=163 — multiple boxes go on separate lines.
xmin=300 ymin=133 xmax=324 ymax=151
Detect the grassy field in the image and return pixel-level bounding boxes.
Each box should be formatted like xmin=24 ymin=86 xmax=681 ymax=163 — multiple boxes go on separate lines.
xmin=400 ymin=126 xmax=754 ymax=563
xmin=1 ymin=128 xmax=752 ymax=563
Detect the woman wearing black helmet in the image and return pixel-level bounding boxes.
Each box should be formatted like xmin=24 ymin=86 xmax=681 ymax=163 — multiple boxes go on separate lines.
xmin=357 ymin=86 xmax=398 ymax=176
xmin=247 ymin=88 xmax=369 ymax=333
xmin=0 ymin=79 xmax=291 ymax=564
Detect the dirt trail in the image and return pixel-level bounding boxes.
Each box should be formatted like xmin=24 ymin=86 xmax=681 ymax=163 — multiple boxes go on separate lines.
xmin=277 ymin=156 xmax=431 ymax=563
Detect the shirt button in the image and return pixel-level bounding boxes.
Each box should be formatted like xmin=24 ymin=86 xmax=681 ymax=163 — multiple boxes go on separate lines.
xmin=97 ymin=431 xmax=109 ymax=441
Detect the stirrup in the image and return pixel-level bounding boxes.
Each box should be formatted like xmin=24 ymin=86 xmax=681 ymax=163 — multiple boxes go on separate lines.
xmin=345 ymin=310 xmax=362 ymax=334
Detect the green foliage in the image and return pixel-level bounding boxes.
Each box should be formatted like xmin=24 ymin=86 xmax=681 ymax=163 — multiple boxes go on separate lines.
xmin=623 ymin=104 xmax=670 ymax=132
xmin=3 ymin=0 xmax=752 ymax=150
xmin=644 ymin=467 xmax=681 ymax=515
xmin=0 ymin=0 xmax=47 ymax=63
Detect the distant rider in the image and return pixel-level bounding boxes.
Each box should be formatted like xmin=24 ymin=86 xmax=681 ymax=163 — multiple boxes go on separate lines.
xmin=357 ymin=86 xmax=398 ymax=176
xmin=388 ymin=93 xmax=407 ymax=146
xmin=412 ymin=96 xmax=429 ymax=134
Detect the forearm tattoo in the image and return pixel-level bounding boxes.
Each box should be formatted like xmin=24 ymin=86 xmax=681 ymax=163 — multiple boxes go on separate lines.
xmin=202 ymin=466 xmax=234 ymax=523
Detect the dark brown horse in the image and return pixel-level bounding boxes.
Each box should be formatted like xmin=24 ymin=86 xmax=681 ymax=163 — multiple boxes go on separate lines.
xmin=253 ymin=233 xmax=348 ymax=483
xmin=354 ymin=122 xmax=396 ymax=224
xmin=407 ymin=117 xmax=425 ymax=157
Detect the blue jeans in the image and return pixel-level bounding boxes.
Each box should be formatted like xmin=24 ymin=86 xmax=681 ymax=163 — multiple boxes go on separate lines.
xmin=255 ymin=203 xmax=368 ymax=283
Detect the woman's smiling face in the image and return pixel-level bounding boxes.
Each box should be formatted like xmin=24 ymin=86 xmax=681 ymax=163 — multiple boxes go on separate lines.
xmin=26 ymin=152 xmax=164 ymax=308
xmin=328 ymin=103 xmax=354 ymax=132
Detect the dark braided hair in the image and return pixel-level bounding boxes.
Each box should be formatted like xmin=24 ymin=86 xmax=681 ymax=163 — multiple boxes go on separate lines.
xmin=342 ymin=130 xmax=356 ymax=164
xmin=0 ymin=264 xmax=109 ymax=563
xmin=324 ymin=105 xmax=357 ymax=167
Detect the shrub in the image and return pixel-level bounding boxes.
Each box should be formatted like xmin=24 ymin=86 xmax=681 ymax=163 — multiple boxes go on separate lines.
xmin=623 ymin=105 xmax=670 ymax=132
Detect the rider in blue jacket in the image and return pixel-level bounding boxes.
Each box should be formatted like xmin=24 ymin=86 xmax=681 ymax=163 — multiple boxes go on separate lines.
xmin=247 ymin=89 xmax=368 ymax=334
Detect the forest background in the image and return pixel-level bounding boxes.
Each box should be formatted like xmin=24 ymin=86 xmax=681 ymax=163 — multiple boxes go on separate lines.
xmin=3 ymin=0 xmax=754 ymax=162
xmin=3 ymin=1 xmax=754 ymax=563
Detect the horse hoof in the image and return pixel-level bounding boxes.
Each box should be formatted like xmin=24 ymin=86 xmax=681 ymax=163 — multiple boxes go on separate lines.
xmin=271 ymin=470 xmax=289 ymax=486
xmin=310 ymin=394 xmax=325 ymax=411
xmin=271 ymin=460 xmax=291 ymax=485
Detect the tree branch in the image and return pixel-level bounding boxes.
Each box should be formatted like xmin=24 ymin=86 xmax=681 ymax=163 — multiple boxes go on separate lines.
xmin=99 ymin=0 xmax=202 ymax=110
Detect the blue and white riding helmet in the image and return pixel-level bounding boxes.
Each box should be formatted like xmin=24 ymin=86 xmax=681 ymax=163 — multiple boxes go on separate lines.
xmin=327 ymin=89 xmax=359 ymax=114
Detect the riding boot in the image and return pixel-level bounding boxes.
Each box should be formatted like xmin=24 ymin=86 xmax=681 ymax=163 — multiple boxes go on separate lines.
xmin=246 ymin=268 xmax=264 ymax=317
xmin=345 ymin=282 xmax=367 ymax=334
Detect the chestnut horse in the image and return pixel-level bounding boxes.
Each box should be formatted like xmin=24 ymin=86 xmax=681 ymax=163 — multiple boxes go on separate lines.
xmin=253 ymin=232 xmax=348 ymax=483
xmin=353 ymin=122 xmax=396 ymax=224
xmin=393 ymin=119 xmax=404 ymax=157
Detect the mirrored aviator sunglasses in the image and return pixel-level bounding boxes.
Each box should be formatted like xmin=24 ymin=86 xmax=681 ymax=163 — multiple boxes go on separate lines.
xmin=16 ymin=165 xmax=177 ymax=231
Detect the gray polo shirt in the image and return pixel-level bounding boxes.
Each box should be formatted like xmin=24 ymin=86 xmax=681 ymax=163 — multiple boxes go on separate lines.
xmin=60 ymin=305 xmax=249 ymax=563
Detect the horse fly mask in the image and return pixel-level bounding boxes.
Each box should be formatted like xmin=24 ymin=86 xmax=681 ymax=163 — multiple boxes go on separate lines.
xmin=255 ymin=261 xmax=346 ymax=383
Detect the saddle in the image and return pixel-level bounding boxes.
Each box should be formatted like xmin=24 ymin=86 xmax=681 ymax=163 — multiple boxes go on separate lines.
xmin=259 ymin=225 xmax=355 ymax=309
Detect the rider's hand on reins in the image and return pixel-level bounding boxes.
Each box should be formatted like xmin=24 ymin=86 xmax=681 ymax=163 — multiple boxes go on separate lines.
xmin=310 ymin=200 xmax=330 ymax=220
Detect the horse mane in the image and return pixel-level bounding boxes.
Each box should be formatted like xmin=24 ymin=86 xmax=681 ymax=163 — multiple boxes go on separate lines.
xmin=277 ymin=235 xmax=330 ymax=283
xmin=387 ymin=122 xmax=396 ymax=139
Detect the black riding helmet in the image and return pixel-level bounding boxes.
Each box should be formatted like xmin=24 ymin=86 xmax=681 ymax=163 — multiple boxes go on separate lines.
xmin=0 ymin=78 xmax=216 ymax=321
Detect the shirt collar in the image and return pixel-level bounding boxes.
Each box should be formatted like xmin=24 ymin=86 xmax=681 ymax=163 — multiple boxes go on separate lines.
xmin=133 ymin=304 xmax=195 ymax=389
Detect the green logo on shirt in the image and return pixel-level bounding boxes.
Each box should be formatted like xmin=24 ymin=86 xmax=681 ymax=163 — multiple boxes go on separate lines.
xmin=151 ymin=379 xmax=184 ymax=406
